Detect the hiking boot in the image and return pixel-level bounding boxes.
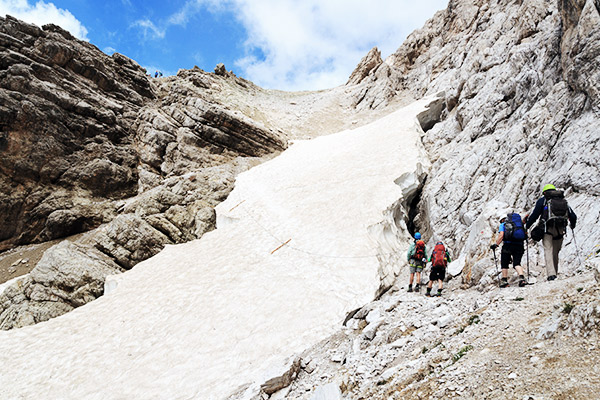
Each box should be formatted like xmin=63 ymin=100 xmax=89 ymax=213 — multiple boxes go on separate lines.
xmin=415 ymin=284 xmax=420 ymax=293
xmin=500 ymin=279 xmax=509 ymax=288
xmin=425 ymin=291 xmax=431 ymax=297
xmin=518 ymin=279 xmax=527 ymax=287
xmin=547 ymin=275 xmax=557 ymax=281
xmin=434 ymin=291 xmax=442 ymax=297
xmin=407 ymin=285 xmax=413 ymax=292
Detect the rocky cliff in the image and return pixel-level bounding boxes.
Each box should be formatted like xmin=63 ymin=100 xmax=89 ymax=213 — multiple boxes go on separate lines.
xmin=0 ymin=15 xmax=287 ymax=328
xmin=347 ymin=0 xmax=600 ymax=283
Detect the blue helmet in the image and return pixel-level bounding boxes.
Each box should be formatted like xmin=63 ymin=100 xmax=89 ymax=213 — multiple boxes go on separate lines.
xmin=414 ymin=232 xmax=421 ymax=240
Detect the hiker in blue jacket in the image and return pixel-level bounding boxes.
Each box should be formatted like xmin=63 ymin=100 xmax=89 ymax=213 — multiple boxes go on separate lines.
xmin=491 ymin=214 xmax=527 ymax=287
xmin=525 ymin=184 xmax=577 ymax=281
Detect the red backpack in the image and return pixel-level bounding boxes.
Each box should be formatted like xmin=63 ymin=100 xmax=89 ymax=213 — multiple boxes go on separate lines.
xmin=431 ymin=242 xmax=447 ymax=268
xmin=414 ymin=240 xmax=426 ymax=260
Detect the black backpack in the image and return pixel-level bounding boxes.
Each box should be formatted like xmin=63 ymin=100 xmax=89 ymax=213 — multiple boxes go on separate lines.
xmin=504 ymin=213 xmax=526 ymax=242
xmin=544 ymin=190 xmax=569 ymax=235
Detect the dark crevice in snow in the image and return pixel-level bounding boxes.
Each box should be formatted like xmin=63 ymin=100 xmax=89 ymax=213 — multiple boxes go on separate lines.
xmin=406 ymin=181 xmax=425 ymax=237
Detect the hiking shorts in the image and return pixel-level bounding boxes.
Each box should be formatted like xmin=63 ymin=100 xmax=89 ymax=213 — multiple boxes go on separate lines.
xmin=429 ymin=266 xmax=445 ymax=282
xmin=501 ymin=242 xmax=524 ymax=269
xmin=409 ymin=258 xmax=425 ymax=273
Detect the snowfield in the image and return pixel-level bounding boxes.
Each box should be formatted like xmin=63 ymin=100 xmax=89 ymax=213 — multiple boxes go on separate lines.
xmin=0 ymin=98 xmax=433 ymax=399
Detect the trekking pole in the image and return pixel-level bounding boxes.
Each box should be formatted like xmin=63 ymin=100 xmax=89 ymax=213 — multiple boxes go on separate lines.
xmin=492 ymin=247 xmax=500 ymax=287
xmin=571 ymin=227 xmax=583 ymax=268
xmin=526 ymin=239 xmax=530 ymax=283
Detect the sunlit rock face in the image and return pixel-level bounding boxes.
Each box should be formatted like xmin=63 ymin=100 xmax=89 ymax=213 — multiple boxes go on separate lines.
xmin=346 ymin=0 xmax=600 ymax=275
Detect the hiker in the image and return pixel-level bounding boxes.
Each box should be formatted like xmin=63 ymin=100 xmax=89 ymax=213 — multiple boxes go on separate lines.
xmin=525 ymin=184 xmax=577 ymax=281
xmin=490 ymin=213 xmax=527 ymax=287
xmin=425 ymin=241 xmax=451 ymax=297
xmin=406 ymin=232 xmax=427 ymax=292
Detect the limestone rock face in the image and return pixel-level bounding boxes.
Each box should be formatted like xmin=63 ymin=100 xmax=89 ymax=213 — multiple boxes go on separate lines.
xmin=347 ymin=47 xmax=383 ymax=86
xmin=0 ymin=16 xmax=152 ymax=250
xmin=0 ymin=241 xmax=122 ymax=330
xmin=348 ymin=0 xmax=600 ymax=279
xmin=0 ymin=16 xmax=286 ymax=252
xmin=134 ymin=68 xmax=285 ymax=191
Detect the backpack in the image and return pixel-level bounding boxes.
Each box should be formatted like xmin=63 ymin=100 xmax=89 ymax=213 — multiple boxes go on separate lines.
xmin=431 ymin=242 xmax=447 ymax=268
xmin=543 ymin=190 xmax=569 ymax=235
xmin=414 ymin=240 xmax=426 ymax=260
xmin=503 ymin=213 xmax=526 ymax=242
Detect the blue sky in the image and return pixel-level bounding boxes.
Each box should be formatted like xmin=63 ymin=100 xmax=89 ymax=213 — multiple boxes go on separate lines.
xmin=0 ymin=0 xmax=449 ymax=91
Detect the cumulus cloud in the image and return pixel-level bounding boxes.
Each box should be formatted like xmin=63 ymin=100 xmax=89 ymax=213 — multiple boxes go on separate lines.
xmin=0 ymin=0 xmax=88 ymax=39
xmin=228 ymin=0 xmax=449 ymax=90
xmin=132 ymin=0 xmax=448 ymax=90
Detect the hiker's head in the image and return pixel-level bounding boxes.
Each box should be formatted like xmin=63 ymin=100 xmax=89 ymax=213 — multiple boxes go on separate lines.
xmin=414 ymin=232 xmax=421 ymax=240
xmin=499 ymin=215 xmax=507 ymax=223
xmin=542 ymin=184 xmax=556 ymax=194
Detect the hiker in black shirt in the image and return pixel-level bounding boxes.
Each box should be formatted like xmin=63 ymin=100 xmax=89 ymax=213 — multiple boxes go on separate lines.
xmin=525 ymin=184 xmax=577 ymax=281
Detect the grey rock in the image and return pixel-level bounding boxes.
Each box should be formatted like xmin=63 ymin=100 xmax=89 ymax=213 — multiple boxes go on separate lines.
xmin=536 ymin=314 xmax=562 ymax=340
xmin=347 ymin=47 xmax=383 ymax=86
xmin=260 ymin=357 xmax=302 ymax=395
xmin=565 ymin=301 xmax=600 ymax=336
xmin=0 ymin=241 xmax=122 ymax=330
xmin=88 ymin=214 xmax=171 ymax=269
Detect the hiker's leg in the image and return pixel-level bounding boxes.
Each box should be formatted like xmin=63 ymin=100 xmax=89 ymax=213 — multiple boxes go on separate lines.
xmin=513 ymin=247 xmax=525 ymax=276
xmin=415 ymin=271 xmax=421 ymax=285
xmin=438 ymin=279 xmax=443 ymax=290
xmin=515 ymin=265 xmax=525 ymax=275
xmin=409 ymin=273 xmax=414 ymax=285
xmin=543 ymin=233 xmax=556 ymax=277
xmin=427 ymin=280 xmax=433 ymax=289
xmin=553 ymin=237 xmax=563 ymax=274
xmin=500 ymin=248 xmax=511 ymax=278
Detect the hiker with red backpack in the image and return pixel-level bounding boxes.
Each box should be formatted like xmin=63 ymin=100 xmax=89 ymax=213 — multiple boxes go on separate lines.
xmin=407 ymin=232 xmax=427 ymax=292
xmin=525 ymin=184 xmax=577 ymax=281
xmin=490 ymin=213 xmax=528 ymax=287
xmin=425 ymin=241 xmax=451 ymax=297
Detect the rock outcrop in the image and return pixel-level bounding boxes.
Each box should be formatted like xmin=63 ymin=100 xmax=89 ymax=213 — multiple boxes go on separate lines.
xmin=0 ymin=15 xmax=286 ymax=253
xmin=0 ymin=241 xmax=122 ymax=329
xmin=0 ymin=15 xmax=286 ymax=329
xmin=0 ymin=16 xmax=153 ymax=250
xmin=347 ymin=0 xmax=600 ymax=280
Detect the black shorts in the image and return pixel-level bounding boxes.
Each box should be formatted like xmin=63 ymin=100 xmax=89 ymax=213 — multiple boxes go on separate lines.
xmin=501 ymin=242 xmax=524 ymax=269
xmin=429 ymin=266 xmax=446 ymax=282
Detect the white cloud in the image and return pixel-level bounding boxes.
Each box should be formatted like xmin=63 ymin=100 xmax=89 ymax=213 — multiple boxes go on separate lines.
xmin=227 ymin=0 xmax=449 ymax=90
xmin=103 ymin=46 xmax=116 ymax=55
xmin=0 ymin=0 xmax=88 ymax=40
xmin=131 ymin=0 xmax=449 ymax=91
xmin=132 ymin=18 xmax=166 ymax=40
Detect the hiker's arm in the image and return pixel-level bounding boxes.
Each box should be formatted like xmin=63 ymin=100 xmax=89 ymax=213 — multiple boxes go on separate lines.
xmin=495 ymin=231 xmax=504 ymax=246
xmin=407 ymin=243 xmax=414 ymax=261
xmin=525 ymin=198 xmax=544 ymax=230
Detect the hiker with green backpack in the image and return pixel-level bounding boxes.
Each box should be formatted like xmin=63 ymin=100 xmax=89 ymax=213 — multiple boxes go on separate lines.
xmin=490 ymin=213 xmax=527 ymax=287
xmin=407 ymin=232 xmax=427 ymax=292
xmin=525 ymin=184 xmax=577 ymax=281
